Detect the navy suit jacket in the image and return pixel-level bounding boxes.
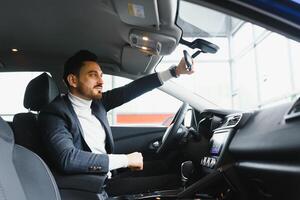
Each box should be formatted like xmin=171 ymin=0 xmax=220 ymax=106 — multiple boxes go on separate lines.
xmin=38 ymin=73 xmax=162 ymax=176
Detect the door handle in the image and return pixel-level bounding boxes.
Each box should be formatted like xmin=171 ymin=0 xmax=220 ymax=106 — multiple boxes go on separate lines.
xmin=149 ymin=140 xmax=160 ymax=150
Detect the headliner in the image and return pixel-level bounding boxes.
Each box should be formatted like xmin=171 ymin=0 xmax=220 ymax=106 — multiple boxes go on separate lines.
xmin=0 ymin=0 xmax=180 ymax=75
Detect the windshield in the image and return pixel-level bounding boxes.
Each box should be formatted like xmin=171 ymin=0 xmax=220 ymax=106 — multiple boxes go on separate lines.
xmin=156 ymin=1 xmax=300 ymax=111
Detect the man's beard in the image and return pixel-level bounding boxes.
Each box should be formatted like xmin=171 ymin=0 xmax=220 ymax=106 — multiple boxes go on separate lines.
xmin=92 ymin=90 xmax=102 ymax=100
xmin=77 ymin=84 xmax=102 ymax=100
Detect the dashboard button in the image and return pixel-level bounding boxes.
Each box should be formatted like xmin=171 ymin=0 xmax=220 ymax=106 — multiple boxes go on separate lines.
xmin=203 ymin=157 xmax=207 ymax=166
xmin=206 ymin=157 xmax=211 ymax=166
xmin=201 ymin=158 xmax=206 ymax=165
xmin=210 ymin=158 xmax=216 ymax=168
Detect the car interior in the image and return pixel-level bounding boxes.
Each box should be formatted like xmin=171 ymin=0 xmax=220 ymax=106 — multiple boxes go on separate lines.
xmin=1 ymin=0 xmax=300 ymax=200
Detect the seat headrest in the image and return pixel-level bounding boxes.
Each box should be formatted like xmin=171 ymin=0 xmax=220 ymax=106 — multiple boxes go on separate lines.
xmin=24 ymin=72 xmax=60 ymax=111
xmin=0 ymin=116 xmax=14 ymax=143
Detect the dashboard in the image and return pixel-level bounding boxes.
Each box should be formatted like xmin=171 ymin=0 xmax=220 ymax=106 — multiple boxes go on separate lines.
xmin=191 ymin=97 xmax=300 ymax=199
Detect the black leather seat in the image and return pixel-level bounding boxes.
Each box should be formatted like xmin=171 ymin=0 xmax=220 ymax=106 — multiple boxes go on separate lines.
xmin=11 ymin=72 xmax=110 ymax=200
xmin=12 ymin=72 xmax=59 ymax=157
xmin=0 ymin=116 xmax=61 ymax=200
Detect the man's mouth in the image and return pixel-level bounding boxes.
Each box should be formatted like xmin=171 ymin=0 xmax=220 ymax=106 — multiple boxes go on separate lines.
xmin=94 ymin=86 xmax=102 ymax=92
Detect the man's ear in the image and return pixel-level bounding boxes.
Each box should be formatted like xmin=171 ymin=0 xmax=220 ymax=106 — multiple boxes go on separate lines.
xmin=66 ymin=74 xmax=78 ymax=88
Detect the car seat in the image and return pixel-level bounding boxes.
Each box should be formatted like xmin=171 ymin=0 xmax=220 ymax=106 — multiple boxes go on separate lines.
xmin=12 ymin=72 xmax=59 ymax=157
xmin=0 ymin=116 xmax=61 ymax=200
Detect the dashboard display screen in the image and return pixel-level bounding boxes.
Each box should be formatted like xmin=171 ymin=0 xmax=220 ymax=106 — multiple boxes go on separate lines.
xmin=210 ymin=132 xmax=229 ymax=155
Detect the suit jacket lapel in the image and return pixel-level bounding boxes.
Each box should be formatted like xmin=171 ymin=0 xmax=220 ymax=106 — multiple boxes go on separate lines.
xmin=63 ymin=95 xmax=114 ymax=153
xmin=63 ymin=95 xmax=90 ymax=149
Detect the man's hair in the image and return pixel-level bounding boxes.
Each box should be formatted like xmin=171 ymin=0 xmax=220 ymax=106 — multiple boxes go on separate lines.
xmin=63 ymin=50 xmax=98 ymax=88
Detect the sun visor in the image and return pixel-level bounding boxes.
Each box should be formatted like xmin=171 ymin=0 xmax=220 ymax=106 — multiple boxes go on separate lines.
xmin=121 ymin=46 xmax=160 ymax=75
xmin=113 ymin=0 xmax=159 ymax=28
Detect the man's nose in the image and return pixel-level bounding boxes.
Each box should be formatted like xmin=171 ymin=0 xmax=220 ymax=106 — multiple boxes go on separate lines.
xmin=97 ymin=75 xmax=104 ymax=84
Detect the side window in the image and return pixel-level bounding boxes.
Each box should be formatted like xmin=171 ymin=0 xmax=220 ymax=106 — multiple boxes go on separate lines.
xmin=0 ymin=72 xmax=47 ymax=121
xmin=103 ymin=75 xmax=182 ymax=126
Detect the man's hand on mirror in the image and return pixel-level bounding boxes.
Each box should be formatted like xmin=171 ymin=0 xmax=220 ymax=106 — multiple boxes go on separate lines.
xmin=175 ymin=57 xmax=195 ymax=76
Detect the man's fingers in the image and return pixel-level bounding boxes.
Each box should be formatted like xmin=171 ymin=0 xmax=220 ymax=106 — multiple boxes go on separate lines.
xmin=127 ymin=152 xmax=144 ymax=170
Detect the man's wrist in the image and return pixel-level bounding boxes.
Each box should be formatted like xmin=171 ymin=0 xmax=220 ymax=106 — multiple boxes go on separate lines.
xmin=169 ymin=65 xmax=179 ymax=78
xmin=108 ymin=154 xmax=128 ymax=170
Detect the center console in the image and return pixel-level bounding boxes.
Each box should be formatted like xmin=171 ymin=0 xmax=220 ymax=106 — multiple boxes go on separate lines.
xmin=201 ymin=130 xmax=231 ymax=169
xmin=201 ymin=113 xmax=243 ymax=170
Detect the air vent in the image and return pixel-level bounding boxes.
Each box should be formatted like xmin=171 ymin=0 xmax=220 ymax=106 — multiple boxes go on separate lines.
xmin=227 ymin=116 xmax=239 ymax=126
xmin=285 ymin=97 xmax=300 ymax=122
xmin=226 ymin=114 xmax=242 ymax=127
xmin=290 ymin=100 xmax=300 ymax=113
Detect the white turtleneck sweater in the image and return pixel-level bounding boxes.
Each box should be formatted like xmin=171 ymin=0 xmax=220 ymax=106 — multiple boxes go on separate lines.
xmin=68 ymin=70 xmax=173 ymax=173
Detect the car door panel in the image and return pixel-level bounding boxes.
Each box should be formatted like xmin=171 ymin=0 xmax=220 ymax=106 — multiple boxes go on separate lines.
xmin=111 ymin=126 xmax=166 ymax=155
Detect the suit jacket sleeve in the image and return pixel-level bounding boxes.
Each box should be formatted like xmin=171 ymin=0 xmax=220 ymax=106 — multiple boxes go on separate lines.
xmin=101 ymin=73 xmax=163 ymax=111
xmin=38 ymin=110 xmax=109 ymax=175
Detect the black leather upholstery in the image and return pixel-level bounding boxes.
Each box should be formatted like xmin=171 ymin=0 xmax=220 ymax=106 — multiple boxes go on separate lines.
xmin=12 ymin=72 xmax=59 ymax=154
xmin=54 ymin=173 xmax=107 ymax=193
xmin=12 ymin=113 xmax=40 ymax=154
xmin=11 ymin=72 xmax=109 ymax=200
xmin=0 ymin=116 xmax=61 ymax=200
xmin=23 ymin=72 xmax=60 ymax=111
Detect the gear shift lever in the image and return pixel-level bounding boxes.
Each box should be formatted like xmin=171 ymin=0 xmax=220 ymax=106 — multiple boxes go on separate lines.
xmin=181 ymin=161 xmax=194 ymax=189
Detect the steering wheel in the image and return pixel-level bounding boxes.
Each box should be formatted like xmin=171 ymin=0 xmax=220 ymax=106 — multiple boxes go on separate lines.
xmin=156 ymin=102 xmax=189 ymax=153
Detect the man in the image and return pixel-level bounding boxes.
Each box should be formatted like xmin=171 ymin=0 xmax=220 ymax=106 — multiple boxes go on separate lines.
xmin=38 ymin=50 xmax=194 ymax=196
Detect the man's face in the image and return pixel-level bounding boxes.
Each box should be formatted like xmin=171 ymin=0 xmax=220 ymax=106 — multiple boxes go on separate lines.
xmin=70 ymin=61 xmax=104 ymax=100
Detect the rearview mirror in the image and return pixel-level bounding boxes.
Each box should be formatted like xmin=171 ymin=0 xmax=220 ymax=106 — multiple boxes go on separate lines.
xmin=180 ymin=38 xmax=219 ymax=54
xmin=181 ymin=38 xmax=220 ymax=69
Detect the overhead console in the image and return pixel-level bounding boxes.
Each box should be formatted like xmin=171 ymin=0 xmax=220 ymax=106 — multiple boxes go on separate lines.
xmin=128 ymin=29 xmax=177 ymax=55
xmin=112 ymin=0 xmax=181 ymax=74
xmin=113 ymin=0 xmax=180 ymax=45
xmin=113 ymin=0 xmax=180 ymax=54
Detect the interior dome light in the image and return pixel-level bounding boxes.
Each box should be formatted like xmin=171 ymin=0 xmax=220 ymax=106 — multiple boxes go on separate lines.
xmin=129 ymin=33 xmax=161 ymax=55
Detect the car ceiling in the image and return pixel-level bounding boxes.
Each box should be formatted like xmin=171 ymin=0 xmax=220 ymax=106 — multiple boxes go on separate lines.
xmin=0 ymin=0 xmax=181 ymax=77
xmin=1 ymin=0 xmax=300 ymax=81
